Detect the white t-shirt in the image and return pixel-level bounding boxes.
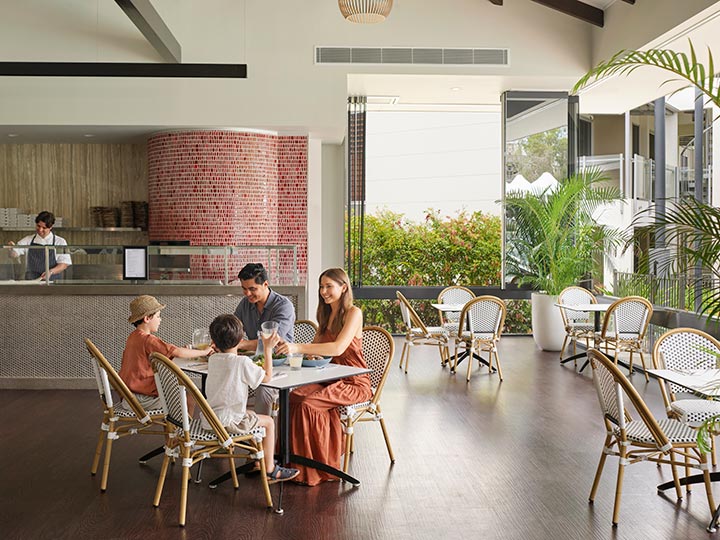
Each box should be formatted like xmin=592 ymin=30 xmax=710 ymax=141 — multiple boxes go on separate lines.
xmin=202 ymin=352 xmax=265 ymax=430
xmin=12 ymin=232 xmax=72 ymax=265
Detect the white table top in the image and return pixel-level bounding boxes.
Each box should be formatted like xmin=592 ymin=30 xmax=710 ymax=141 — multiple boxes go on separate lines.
xmin=648 ymin=369 xmax=720 ymax=398
xmin=431 ymin=303 xmax=465 ymax=312
xmin=174 ymin=357 xmax=370 ymax=391
xmin=554 ymin=302 xmax=609 ymax=312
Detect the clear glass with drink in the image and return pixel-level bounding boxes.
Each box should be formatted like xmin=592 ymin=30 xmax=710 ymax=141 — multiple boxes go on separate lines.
xmin=192 ymin=328 xmax=211 ymax=350
xmin=288 ymin=353 xmax=303 ymax=370
xmin=260 ymin=321 xmax=278 ymax=338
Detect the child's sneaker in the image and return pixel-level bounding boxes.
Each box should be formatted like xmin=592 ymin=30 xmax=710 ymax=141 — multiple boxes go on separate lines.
xmin=266 ymin=465 xmax=300 ymax=484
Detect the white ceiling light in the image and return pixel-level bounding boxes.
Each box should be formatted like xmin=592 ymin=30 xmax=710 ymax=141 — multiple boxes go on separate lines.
xmin=338 ymin=0 xmax=393 ymax=24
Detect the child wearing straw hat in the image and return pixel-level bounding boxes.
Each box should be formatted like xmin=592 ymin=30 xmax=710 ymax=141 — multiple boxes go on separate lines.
xmin=118 ymin=295 xmax=211 ymax=412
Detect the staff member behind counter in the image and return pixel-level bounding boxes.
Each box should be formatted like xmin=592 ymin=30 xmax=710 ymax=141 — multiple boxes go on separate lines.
xmin=8 ymin=211 xmax=72 ymax=280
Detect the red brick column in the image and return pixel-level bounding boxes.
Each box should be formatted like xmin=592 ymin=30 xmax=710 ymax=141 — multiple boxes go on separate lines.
xmin=147 ymin=130 xmax=307 ymax=283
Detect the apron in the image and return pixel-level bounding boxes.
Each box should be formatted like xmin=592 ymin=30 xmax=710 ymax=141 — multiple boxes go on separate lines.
xmin=25 ymin=233 xmax=59 ymax=280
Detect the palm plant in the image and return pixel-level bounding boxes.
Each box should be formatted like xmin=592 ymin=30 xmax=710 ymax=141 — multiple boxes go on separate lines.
xmin=504 ymin=168 xmax=623 ymax=295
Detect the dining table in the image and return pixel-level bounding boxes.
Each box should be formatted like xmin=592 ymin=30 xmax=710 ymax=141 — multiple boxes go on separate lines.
xmin=555 ymin=302 xmax=610 ymax=372
xmin=430 ymin=302 xmax=496 ymax=372
xmin=648 ymin=368 xmax=720 ymax=532
xmin=175 ymin=357 xmax=371 ymax=513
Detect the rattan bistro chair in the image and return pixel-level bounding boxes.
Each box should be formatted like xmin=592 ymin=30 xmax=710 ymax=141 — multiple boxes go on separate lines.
xmin=557 ymin=286 xmax=596 ymax=366
xmin=150 ymin=353 xmax=272 ymax=527
xmin=653 ymin=328 xmax=720 ymax=467
xmin=293 ymin=319 xmax=318 ymax=344
xmin=85 ymin=338 xmax=167 ymax=492
xmin=595 ymin=296 xmax=653 ymax=382
xmin=339 ymin=326 xmax=396 ymax=473
xmin=436 ymin=286 xmax=475 ymax=335
xmin=452 ymin=296 xmax=507 ymax=381
xmin=588 ymin=349 xmax=716 ymax=527
xmin=396 ymin=291 xmax=450 ymax=372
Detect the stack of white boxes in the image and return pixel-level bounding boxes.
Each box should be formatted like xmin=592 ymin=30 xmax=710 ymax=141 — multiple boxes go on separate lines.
xmin=0 ymin=208 xmax=65 ymax=228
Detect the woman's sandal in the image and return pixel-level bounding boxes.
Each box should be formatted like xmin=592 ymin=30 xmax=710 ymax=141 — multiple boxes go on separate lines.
xmin=267 ymin=465 xmax=300 ymax=484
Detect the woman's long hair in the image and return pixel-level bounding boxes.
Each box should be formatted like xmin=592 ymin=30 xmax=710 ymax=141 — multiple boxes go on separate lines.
xmin=316 ymin=268 xmax=354 ymax=335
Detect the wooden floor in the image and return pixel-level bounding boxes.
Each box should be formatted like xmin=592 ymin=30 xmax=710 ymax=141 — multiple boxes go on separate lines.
xmin=2 ymin=337 xmax=717 ymax=539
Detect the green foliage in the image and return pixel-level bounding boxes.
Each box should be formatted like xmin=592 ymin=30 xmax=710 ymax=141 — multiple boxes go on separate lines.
xmin=360 ymin=209 xmax=502 ymax=286
xmin=506 ymin=127 xmax=568 ymax=182
xmin=504 ymin=169 xmax=624 ymax=295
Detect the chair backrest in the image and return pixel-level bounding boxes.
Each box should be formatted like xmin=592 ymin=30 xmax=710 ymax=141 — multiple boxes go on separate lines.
xmin=294 ymin=319 xmax=318 ymax=344
xmin=85 ymin=338 xmax=152 ymax=423
xmin=437 ymin=286 xmax=475 ymax=324
xmin=396 ymin=291 xmax=429 ymax=335
xmin=558 ymin=286 xmax=595 ymax=325
xmin=654 ymin=328 xmax=720 ymax=395
xmin=600 ymin=296 xmax=652 ymax=339
xmin=150 ymin=352 xmax=233 ymax=444
xmin=361 ymin=326 xmax=395 ymax=403
xmin=459 ymin=296 xmax=506 ymax=338
xmin=588 ymin=349 xmax=670 ymax=451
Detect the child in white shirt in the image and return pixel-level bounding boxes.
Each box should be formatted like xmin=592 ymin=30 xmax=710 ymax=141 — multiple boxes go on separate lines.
xmin=206 ymin=314 xmax=299 ymax=483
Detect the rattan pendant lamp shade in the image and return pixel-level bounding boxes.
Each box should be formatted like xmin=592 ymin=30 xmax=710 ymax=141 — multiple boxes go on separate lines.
xmin=338 ymin=0 xmax=393 ymax=24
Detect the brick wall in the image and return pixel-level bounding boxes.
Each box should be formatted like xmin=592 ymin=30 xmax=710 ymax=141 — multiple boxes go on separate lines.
xmin=147 ymin=130 xmax=307 ymax=283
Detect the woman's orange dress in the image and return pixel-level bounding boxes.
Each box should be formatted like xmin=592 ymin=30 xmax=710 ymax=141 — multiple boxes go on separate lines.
xmin=289 ymin=330 xmax=372 ymax=485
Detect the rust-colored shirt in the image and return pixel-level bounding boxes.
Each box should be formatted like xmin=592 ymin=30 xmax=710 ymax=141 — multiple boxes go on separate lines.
xmin=119 ymin=329 xmax=178 ymax=396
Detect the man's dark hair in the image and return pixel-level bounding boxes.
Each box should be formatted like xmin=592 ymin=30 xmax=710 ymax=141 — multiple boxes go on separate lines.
xmin=210 ymin=314 xmax=244 ymax=352
xmin=35 ymin=211 xmax=56 ymax=228
xmin=238 ymin=262 xmax=269 ymax=284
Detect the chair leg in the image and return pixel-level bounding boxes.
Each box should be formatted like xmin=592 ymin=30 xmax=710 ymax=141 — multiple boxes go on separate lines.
xmin=179 ymin=450 xmax=191 ymax=526
xmin=377 ymin=406 xmax=395 ymax=463
xmin=589 ymin=436 xmax=610 ymax=503
xmin=701 ymin=451 xmax=717 ymax=515
xmin=685 ymin=452 xmax=692 ymax=495
xmin=100 ymin=421 xmax=116 ymax=492
xmin=153 ymin=448 xmax=172 ymax=508
xmin=627 ymin=351 xmax=634 ymax=376
xmin=637 ymin=350 xmax=650 ymax=382
xmin=228 ymin=453 xmax=239 ymax=489
xmin=669 ymin=450 xmax=683 ymax=500
xmin=91 ymin=423 xmax=106 ymax=476
xmin=572 ymin=337 xmax=577 ymax=368
xmin=256 ymin=441 xmax=273 ymax=509
xmin=712 ymin=436 xmax=717 ymax=468
xmin=343 ymin=427 xmax=353 ymax=473
xmin=399 ymin=342 xmax=408 ymax=370
xmin=494 ymin=349 xmax=503 ymax=382
xmin=452 ymin=343 xmax=460 ymax=374
xmin=466 ymin=345 xmax=474 ymax=382
xmin=437 ymin=344 xmax=446 ymax=367
xmin=559 ymin=334 xmax=569 ymax=361
xmin=612 ymin=446 xmax=627 ymax=526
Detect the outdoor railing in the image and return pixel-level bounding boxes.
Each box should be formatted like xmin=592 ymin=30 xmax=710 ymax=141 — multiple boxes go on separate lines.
xmin=614 ymin=270 xmax=718 ymax=311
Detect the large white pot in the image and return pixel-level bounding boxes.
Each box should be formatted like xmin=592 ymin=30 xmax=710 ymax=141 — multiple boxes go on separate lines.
xmin=531 ymin=292 xmax=566 ymax=352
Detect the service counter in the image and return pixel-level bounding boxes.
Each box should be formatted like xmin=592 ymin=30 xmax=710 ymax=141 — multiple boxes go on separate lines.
xmin=0 ymin=283 xmax=306 ymax=389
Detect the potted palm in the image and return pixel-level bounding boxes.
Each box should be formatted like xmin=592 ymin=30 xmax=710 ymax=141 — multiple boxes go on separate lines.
xmin=504 ymin=168 xmax=623 ymax=350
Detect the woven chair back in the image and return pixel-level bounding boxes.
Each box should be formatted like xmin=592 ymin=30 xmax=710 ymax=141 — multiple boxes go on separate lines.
xmin=150 ymin=352 xmax=232 ymax=443
xmin=396 ymin=291 xmax=429 ymax=334
xmin=293 ymin=319 xmax=318 ymax=344
xmin=601 ymin=296 xmax=652 ymax=339
xmin=558 ymin=286 xmax=595 ymax=325
xmin=437 ymin=286 xmax=475 ymax=324
xmin=361 ymin=326 xmax=395 ymax=397
xmin=85 ymin=338 xmax=149 ymax=421
xmin=460 ymin=296 xmax=506 ymax=338
xmin=589 ymin=349 xmax=670 ymax=450
xmin=654 ymin=328 xmax=720 ymax=395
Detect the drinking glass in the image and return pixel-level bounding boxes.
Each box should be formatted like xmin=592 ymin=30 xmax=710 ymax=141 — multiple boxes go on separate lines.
xmin=192 ymin=328 xmax=211 ymax=350
xmin=261 ymin=321 xmax=279 ymax=338
xmin=288 ymin=353 xmax=303 ymax=370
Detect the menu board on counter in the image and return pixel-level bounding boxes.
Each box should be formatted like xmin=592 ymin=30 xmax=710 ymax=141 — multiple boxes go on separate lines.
xmin=123 ymin=246 xmax=148 ymax=280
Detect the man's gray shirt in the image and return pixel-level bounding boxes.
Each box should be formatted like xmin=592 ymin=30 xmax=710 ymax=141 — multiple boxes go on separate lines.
xmin=234 ymin=289 xmax=295 ymax=342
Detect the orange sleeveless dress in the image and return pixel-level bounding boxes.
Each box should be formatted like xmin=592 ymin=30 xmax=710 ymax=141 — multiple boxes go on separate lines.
xmin=289 ymin=330 xmax=372 ymax=485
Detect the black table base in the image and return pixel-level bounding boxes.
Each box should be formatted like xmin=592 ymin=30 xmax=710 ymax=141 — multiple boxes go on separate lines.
xmin=657 ymin=472 xmax=720 ymax=532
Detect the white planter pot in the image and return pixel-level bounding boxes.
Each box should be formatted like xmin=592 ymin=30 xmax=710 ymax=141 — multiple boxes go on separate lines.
xmin=531 ymin=292 xmax=566 ymax=352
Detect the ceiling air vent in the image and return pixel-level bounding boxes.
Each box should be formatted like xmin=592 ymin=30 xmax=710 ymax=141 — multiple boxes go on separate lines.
xmin=315 ymin=47 xmax=509 ymax=66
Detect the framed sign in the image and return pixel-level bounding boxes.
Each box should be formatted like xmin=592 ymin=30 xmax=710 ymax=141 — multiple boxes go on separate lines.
xmin=123 ymin=246 xmax=148 ymax=280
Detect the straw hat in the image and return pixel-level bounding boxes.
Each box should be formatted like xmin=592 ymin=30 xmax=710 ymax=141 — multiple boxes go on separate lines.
xmin=128 ymin=295 xmax=166 ymax=323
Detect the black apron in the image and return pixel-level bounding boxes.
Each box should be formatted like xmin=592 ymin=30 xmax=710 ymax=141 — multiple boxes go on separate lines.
xmin=25 ymin=233 xmax=59 ymax=280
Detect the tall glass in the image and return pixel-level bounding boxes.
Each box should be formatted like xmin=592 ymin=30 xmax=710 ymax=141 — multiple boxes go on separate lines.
xmin=192 ymin=328 xmax=211 ymax=350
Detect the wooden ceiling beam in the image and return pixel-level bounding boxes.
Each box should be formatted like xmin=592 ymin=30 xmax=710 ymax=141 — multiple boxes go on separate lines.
xmin=530 ymin=0 xmax=603 ymax=27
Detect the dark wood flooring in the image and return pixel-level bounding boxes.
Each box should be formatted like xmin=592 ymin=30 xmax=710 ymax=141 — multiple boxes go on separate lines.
xmin=1 ymin=337 xmax=716 ymax=539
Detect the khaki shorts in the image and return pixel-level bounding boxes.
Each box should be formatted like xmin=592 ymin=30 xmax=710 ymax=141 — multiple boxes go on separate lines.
xmin=225 ymin=410 xmax=260 ymax=435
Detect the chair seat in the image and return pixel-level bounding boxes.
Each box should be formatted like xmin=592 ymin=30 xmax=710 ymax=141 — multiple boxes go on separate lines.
xmin=458 ymin=330 xmax=494 ymax=340
xmin=338 ymin=400 xmax=373 ymax=421
xmin=185 ymin=417 xmax=265 ymax=442
xmin=114 ymin=407 xmax=164 ymax=418
xmin=442 ymin=322 xmax=460 ymax=334
xmin=671 ymin=399 xmax=720 ymax=426
xmin=616 ymin=417 xmax=698 ymax=445
xmin=567 ymin=322 xmax=593 ymax=331
xmin=411 ymin=326 xmax=448 ymax=337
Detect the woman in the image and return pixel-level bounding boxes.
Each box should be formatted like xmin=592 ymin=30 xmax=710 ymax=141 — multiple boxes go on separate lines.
xmin=277 ymin=268 xmax=371 ymax=485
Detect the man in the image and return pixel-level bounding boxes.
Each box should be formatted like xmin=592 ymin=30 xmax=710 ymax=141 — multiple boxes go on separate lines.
xmin=9 ymin=210 xmax=72 ymax=280
xmin=234 ymin=262 xmax=295 ymax=416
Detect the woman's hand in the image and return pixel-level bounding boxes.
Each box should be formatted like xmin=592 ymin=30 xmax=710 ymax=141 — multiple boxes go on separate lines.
xmin=276 ymin=340 xmax=296 ymax=355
